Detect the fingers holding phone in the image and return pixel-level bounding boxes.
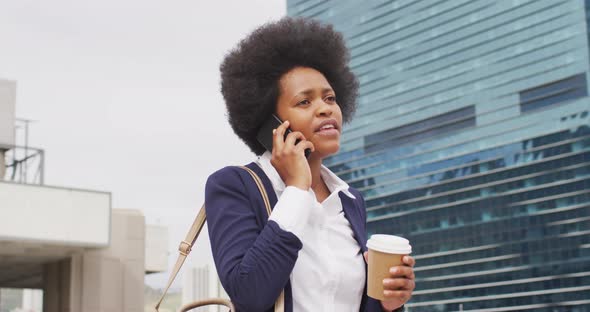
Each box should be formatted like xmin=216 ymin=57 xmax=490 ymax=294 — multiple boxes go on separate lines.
xmin=271 ymin=120 xmax=314 ymax=190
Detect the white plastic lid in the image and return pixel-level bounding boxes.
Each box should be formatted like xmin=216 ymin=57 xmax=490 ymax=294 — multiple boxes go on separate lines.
xmin=367 ymin=234 xmax=412 ymax=254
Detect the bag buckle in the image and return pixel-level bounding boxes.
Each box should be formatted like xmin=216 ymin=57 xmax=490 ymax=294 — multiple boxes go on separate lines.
xmin=179 ymin=241 xmax=192 ymax=256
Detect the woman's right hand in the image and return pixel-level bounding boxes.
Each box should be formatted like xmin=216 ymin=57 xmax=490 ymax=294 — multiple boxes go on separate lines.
xmin=270 ymin=120 xmax=315 ymax=190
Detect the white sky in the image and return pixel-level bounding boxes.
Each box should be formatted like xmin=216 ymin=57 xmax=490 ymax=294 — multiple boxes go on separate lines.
xmin=0 ymin=0 xmax=286 ymax=289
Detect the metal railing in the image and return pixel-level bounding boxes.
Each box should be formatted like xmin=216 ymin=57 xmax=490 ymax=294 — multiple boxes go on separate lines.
xmin=1 ymin=144 xmax=44 ymax=185
xmin=0 ymin=117 xmax=44 ymax=185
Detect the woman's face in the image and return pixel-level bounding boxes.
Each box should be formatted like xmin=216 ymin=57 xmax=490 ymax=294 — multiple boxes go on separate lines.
xmin=275 ymin=66 xmax=343 ymax=159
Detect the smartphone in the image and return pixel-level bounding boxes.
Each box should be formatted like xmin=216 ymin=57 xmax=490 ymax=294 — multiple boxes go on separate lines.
xmin=256 ymin=114 xmax=311 ymax=158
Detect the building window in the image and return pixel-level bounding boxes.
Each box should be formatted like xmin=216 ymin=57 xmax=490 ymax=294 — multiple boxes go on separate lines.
xmin=364 ymin=106 xmax=475 ymax=154
xmin=519 ymin=73 xmax=588 ymax=113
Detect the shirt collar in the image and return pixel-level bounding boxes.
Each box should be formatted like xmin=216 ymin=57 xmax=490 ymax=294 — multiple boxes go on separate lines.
xmin=256 ymin=151 xmax=356 ymax=199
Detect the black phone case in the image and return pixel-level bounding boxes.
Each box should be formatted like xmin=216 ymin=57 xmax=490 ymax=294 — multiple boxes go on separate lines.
xmin=256 ymin=115 xmax=311 ymax=158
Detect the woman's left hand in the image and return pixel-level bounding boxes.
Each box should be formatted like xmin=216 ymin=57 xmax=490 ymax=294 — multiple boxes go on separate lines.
xmin=363 ymin=253 xmax=416 ymax=312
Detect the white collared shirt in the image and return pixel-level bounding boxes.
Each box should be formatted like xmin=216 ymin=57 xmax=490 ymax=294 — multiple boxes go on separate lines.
xmin=257 ymin=151 xmax=365 ymax=312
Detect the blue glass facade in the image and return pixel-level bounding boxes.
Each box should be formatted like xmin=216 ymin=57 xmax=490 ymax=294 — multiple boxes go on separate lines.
xmin=288 ymin=0 xmax=590 ymax=311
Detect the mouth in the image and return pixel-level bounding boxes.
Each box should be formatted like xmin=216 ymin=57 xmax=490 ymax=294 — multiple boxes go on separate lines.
xmin=314 ymin=119 xmax=340 ymax=135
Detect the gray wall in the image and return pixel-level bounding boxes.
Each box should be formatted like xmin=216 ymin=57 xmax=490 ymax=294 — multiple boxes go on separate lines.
xmin=0 ymin=79 xmax=15 ymax=148
xmin=43 ymin=209 xmax=145 ymax=312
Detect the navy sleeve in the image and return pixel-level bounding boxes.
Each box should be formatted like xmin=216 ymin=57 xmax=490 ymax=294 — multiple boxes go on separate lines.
xmin=205 ymin=166 xmax=302 ymax=311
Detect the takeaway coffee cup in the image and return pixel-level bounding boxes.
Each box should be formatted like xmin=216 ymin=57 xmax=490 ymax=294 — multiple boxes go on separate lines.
xmin=366 ymin=234 xmax=412 ymax=300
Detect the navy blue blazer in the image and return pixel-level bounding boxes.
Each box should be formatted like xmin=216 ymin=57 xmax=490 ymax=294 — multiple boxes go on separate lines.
xmin=205 ymin=162 xmax=384 ymax=312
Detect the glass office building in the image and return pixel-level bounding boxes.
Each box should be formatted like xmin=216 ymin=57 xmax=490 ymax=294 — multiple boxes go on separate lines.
xmin=288 ymin=1 xmax=590 ymax=311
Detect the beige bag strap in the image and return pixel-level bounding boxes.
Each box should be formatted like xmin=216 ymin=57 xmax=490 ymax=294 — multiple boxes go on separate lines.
xmin=155 ymin=165 xmax=285 ymax=312
xmin=241 ymin=166 xmax=285 ymax=312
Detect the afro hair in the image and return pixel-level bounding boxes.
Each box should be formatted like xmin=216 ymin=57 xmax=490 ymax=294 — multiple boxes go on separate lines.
xmin=220 ymin=17 xmax=359 ymax=155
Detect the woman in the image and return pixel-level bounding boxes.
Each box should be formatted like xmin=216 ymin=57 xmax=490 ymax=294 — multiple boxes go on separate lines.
xmin=205 ymin=17 xmax=415 ymax=312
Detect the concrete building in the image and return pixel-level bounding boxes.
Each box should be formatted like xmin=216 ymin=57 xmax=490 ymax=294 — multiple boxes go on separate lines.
xmin=289 ymin=1 xmax=590 ymax=311
xmin=0 ymin=79 xmax=168 ymax=312
xmin=182 ymin=265 xmax=228 ymax=312
xmin=0 ymin=79 xmax=16 ymax=181
xmin=21 ymin=288 xmax=43 ymax=312
xmin=145 ymin=224 xmax=168 ymax=275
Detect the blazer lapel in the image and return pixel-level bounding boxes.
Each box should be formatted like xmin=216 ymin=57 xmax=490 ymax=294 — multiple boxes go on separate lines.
xmin=339 ymin=192 xmax=368 ymax=252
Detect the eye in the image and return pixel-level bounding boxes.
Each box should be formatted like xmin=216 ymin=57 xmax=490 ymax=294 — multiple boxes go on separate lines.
xmin=297 ymin=99 xmax=311 ymax=106
xmin=324 ymin=95 xmax=337 ymax=103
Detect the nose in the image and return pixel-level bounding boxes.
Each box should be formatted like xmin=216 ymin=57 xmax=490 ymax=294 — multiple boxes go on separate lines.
xmin=315 ymin=99 xmax=333 ymax=117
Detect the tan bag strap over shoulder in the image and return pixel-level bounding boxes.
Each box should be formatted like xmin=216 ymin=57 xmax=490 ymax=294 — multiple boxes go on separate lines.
xmin=155 ymin=166 xmax=285 ymax=312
